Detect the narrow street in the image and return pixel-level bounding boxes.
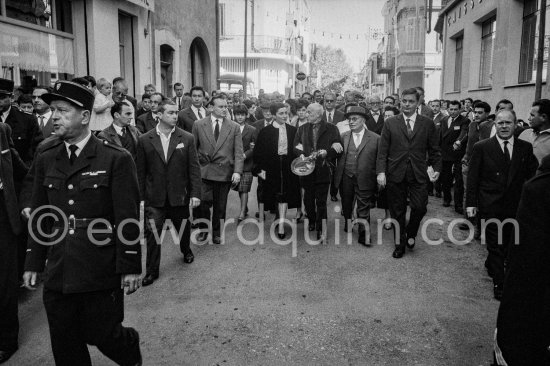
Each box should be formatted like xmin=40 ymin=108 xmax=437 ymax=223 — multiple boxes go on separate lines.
xmin=11 ymin=182 xmax=498 ymax=366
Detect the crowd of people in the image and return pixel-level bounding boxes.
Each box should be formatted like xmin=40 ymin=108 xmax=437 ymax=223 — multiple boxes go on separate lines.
xmin=0 ymin=74 xmax=549 ymax=365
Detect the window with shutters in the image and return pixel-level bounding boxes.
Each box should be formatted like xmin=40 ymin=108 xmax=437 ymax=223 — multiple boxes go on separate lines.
xmin=519 ymin=0 xmax=550 ymax=83
xmin=479 ymin=16 xmax=496 ymax=88
xmin=454 ymin=36 xmax=463 ymax=91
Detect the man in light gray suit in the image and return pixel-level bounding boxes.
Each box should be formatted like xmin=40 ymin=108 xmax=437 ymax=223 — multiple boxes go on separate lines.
xmin=192 ymin=95 xmax=244 ymax=244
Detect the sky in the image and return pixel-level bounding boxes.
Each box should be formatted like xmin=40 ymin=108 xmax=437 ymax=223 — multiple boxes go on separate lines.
xmin=308 ymin=0 xmax=386 ymax=72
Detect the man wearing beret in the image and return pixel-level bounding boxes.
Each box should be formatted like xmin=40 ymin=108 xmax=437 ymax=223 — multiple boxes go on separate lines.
xmin=22 ymin=81 xmax=143 ymax=365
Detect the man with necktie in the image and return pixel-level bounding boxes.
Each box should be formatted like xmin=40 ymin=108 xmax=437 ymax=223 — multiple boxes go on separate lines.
xmin=136 ymin=92 xmax=164 ymax=133
xmin=177 ymin=86 xmax=208 ymax=133
xmin=365 ymin=95 xmax=385 ymax=135
xmin=32 ymin=86 xmax=55 ymax=137
xmin=98 ymin=101 xmax=141 ymax=161
xmin=192 ymin=95 xmax=244 ymax=244
xmin=466 ymin=110 xmax=538 ymax=300
xmin=172 ymin=82 xmax=185 ymax=111
xmin=376 ymin=88 xmax=441 ymax=259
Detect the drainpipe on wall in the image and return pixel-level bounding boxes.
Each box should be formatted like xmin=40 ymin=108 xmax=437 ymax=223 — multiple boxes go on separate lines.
xmin=215 ymin=0 xmax=221 ymax=90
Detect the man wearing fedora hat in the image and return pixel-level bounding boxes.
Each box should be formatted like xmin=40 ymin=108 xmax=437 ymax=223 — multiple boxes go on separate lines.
xmin=334 ymin=106 xmax=379 ymax=246
xmin=0 ymin=78 xmax=43 ymax=165
xmin=22 ymin=80 xmax=143 ymax=365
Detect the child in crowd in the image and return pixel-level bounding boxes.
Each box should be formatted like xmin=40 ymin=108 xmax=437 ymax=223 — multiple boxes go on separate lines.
xmin=232 ymin=104 xmax=256 ymax=222
xmin=90 ymin=77 xmax=115 ymax=133
xmin=17 ymin=94 xmax=34 ymax=114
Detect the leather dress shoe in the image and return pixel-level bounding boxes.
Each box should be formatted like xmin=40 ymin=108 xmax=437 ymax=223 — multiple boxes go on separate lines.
xmin=330 ymin=195 xmax=338 ymax=202
xmin=406 ymin=237 xmax=416 ymax=249
xmin=443 ymin=201 xmax=451 ymax=207
xmin=494 ymin=284 xmax=503 ymax=301
xmin=392 ymin=247 xmax=405 ymax=259
xmin=183 ymin=251 xmax=194 ymax=264
xmin=212 ymin=236 xmax=221 ymax=245
xmin=196 ymin=232 xmax=208 ymax=243
xmin=358 ymin=231 xmax=370 ymax=246
xmin=142 ymin=274 xmax=158 ymax=287
xmin=0 ymin=348 xmax=17 ymax=364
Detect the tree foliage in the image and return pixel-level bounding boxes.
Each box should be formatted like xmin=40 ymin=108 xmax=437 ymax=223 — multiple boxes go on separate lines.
xmin=310 ymin=45 xmax=354 ymax=94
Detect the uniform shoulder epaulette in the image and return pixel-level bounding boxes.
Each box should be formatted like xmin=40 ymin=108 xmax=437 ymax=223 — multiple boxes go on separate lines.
xmin=100 ymin=139 xmax=127 ymax=153
xmin=37 ymin=136 xmax=63 ymax=153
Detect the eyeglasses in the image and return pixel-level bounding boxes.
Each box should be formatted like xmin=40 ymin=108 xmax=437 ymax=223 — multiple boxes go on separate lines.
xmin=325 ymin=99 xmax=335 ymax=103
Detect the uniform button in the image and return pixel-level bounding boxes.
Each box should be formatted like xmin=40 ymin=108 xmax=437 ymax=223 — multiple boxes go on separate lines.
xmin=69 ymin=229 xmax=75 ymax=235
xmin=48 ymin=184 xmax=53 ymax=188
xmin=93 ymin=184 xmax=98 ymax=188
xmin=68 ymin=184 xmax=74 ymax=190
xmin=68 ymin=200 xmax=74 ymax=205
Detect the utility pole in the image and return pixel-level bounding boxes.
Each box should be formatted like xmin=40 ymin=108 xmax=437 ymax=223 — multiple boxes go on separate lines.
xmin=535 ymin=0 xmax=546 ymax=100
xmin=291 ymin=0 xmax=299 ymax=98
xmin=243 ymin=0 xmax=248 ymax=97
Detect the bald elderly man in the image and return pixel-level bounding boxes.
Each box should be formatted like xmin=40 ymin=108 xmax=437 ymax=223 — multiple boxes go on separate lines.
xmin=365 ymin=96 xmax=385 ymax=135
xmin=294 ymin=103 xmax=342 ymax=241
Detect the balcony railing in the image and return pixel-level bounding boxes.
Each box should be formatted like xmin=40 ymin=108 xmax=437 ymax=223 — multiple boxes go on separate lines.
xmin=220 ymin=35 xmax=303 ymax=57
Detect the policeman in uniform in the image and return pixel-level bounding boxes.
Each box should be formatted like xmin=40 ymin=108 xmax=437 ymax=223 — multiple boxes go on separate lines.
xmin=22 ymin=81 xmax=143 ymax=366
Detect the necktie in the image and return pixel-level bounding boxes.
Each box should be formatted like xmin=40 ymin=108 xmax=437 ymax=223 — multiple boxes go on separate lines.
xmin=69 ymin=145 xmax=78 ymax=165
xmin=328 ymin=112 xmax=332 ymax=124
xmin=503 ymin=141 xmax=511 ymax=164
xmin=214 ymin=119 xmax=220 ymax=141
xmin=178 ymin=97 xmax=181 ymax=110
xmin=39 ymin=115 xmax=45 ymax=129
xmin=406 ymin=118 xmax=413 ymax=137
xmin=354 ymin=133 xmax=361 ymax=148
xmin=121 ymin=126 xmax=128 ymax=137
xmin=198 ymin=109 xmax=203 ymax=119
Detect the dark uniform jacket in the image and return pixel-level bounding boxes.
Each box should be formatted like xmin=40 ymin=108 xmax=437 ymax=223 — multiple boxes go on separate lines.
xmin=24 ymin=135 xmax=141 ymax=294
xmin=137 ymin=127 xmax=201 ymax=208
xmin=496 ymin=171 xmax=550 ymax=365
xmin=0 ymin=123 xmax=28 ymax=235
xmin=136 ymin=111 xmax=157 ymax=134
xmin=376 ymin=114 xmax=441 ymax=184
xmin=293 ymin=121 xmax=341 ymax=185
xmin=4 ymin=106 xmax=43 ymax=164
xmin=466 ymin=136 xmax=538 ymax=217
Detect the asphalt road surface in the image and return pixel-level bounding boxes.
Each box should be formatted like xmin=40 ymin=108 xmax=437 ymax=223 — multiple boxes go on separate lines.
xmin=11 ymin=180 xmax=499 ymax=366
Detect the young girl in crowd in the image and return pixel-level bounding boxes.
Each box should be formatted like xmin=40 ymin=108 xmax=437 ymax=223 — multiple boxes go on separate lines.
xmin=90 ymin=78 xmax=115 ymax=133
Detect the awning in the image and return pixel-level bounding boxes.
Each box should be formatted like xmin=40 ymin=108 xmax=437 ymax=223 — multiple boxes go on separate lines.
xmin=0 ymin=22 xmax=74 ymax=74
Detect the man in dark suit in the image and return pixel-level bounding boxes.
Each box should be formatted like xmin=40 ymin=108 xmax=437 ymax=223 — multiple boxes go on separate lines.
xmin=137 ymin=100 xmax=201 ymax=286
xmin=365 ymin=96 xmax=385 ymax=135
xmin=439 ymin=100 xmax=469 ymax=212
xmin=112 ymin=77 xmax=137 ymax=110
xmin=252 ymin=103 xmax=274 ymax=132
xmin=376 ymin=88 xmax=441 ymax=259
xmin=0 ymin=123 xmax=28 ymax=364
xmin=177 ymin=86 xmax=208 ymax=133
xmin=294 ymin=103 xmax=342 ymax=240
xmin=32 ymin=86 xmax=55 ymax=137
xmin=136 ymin=92 xmax=163 ymax=133
xmin=321 ymin=92 xmax=345 ymax=125
xmin=172 ymin=82 xmax=185 ymax=111
xmin=98 ymin=101 xmax=141 ymax=161
xmin=23 ymin=81 xmax=142 ymax=365
xmin=466 ymin=110 xmax=538 ymax=300
xmin=334 ymin=106 xmax=379 ymax=245
xmin=192 ymin=95 xmax=244 ymax=244
xmin=0 ymin=78 xmax=43 ymax=165
xmin=493 ymin=166 xmax=550 ymax=365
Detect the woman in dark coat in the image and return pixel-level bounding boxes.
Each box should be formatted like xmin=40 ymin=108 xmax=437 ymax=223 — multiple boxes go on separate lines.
xmin=254 ymin=103 xmax=301 ymax=238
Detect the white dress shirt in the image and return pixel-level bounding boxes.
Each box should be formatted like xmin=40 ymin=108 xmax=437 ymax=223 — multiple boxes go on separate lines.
xmin=490 ymin=124 xmax=497 ymax=138
xmin=64 ymin=132 xmax=92 ymax=158
xmin=192 ymin=105 xmax=206 ymax=120
xmin=156 ymin=124 xmax=175 ymax=161
xmin=404 ymin=112 xmax=418 ymax=130
xmin=370 ymin=111 xmax=380 ymax=120
xmin=36 ymin=110 xmax=52 ymax=128
xmin=211 ymin=115 xmax=222 ymax=135
xmin=496 ymin=135 xmax=514 ymax=158
xmin=352 ymin=128 xmax=365 ymax=148
xmin=113 ymin=123 xmax=125 ymax=136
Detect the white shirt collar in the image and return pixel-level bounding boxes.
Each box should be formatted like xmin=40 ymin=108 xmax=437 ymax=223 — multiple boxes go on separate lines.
xmin=156 ymin=123 xmax=175 ymax=138
xmin=113 ymin=123 xmax=125 ymax=136
xmin=239 ymin=124 xmax=245 ymax=133
xmin=211 ymin=115 xmax=223 ymax=124
xmin=37 ymin=110 xmax=52 ymax=120
xmin=404 ymin=112 xmax=417 ymax=123
xmin=192 ymin=104 xmax=204 ymax=112
xmin=272 ymin=121 xmax=286 ymax=128
xmin=496 ymin=135 xmax=514 ymax=145
xmin=65 ymin=131 xmax=92 ymax=157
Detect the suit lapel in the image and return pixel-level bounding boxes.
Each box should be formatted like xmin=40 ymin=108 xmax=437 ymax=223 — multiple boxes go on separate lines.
xmin=107 ymin=125 xmax=122 ymax=146
xmin=356 ymin=130 xmax=371 ymax=155
xmin=488 ymin=137 xmax=507 ymax=169
xmin=398 ymin=115 xmax=411 ymax=140
xmin=166 ymin=130 xmax=182 ymax=163
xmin=149 ymin=132 xmax=167 ymax=163
xmin=202 ymin=118 xmax=217 ymax=148
xmin=507 ymin=141 xmax=523 ymax=186
xmin=342 ymin=132 xmax=351 ymax=154
xmin=215 ymin=118 xmax=231 ymax=152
